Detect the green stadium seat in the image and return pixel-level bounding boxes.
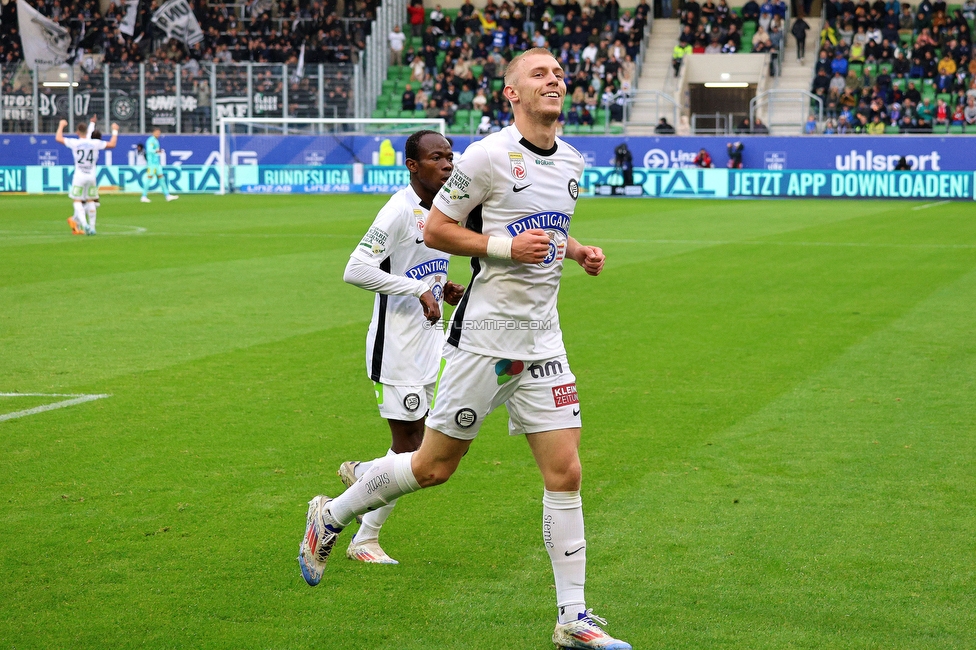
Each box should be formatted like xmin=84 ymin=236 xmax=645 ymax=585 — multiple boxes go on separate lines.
xmin=966 ymin=123 xmax=976 ymax=133
xmin=455 ymin=109 xmax=471 ymax=125
xmin=849 ymin=63 xmax=863 ymax=76
xmin=448 ymin=122 xmax=467 ymax=134
xmin=382 ymin=80 xmax=396 ymax=95
xmin=563 ymin=124 xmax=580 ymax=134
xmin=371 ymin=109 xmax=385 ymax=119
xmin=922 ymin=78 xmax=936 ymax=88
xmin=384 ymin=108 xmax=401 ymax=118
xmin=892 ymin=78 xmax=907 ymax=91
xmin=879 ymin=62 xmax=893 ymax=74
xmin=937 ymin=93 xmax=953 ymax=104
xmin=948 ymin=124 xmax=964 ymax=134
xmin=932 ymin=124 xmax=949 ymax=134
xmin=590 ymin=124 xmax=607 ymax=134
xmin=413 ymin=109 xmax=427 ymax=119
xmin=609 ymin=124 xmax=624 ymax=135
xmin=862 ymin=63 xmax=876 ymax=77
xmin=471 ymin=64 xmax=484 ymax=78
xmin=397 ymin=66 xmax=413 ymax=80
xmin=398 ymin=110 xmax=415 ymax=119
xmin=885 ymin=125 xmax=900 ymax=134
xmin=411 ymin=37 xmax=423 ymax=49
xmin=491 ymin=78 xmax=504 ymax=91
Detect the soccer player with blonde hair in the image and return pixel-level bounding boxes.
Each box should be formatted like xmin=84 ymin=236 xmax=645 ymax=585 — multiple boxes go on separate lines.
xmin=298 ymin=48 xmax=630 ymax=650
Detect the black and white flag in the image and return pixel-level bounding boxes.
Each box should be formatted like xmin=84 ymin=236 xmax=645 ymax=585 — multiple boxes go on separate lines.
xmin=16 ymin=0 xmax=72 ymax=67
xmin=151 ymin=0 xmax=203 ymax=46
xmin=119 ymin=0 xmax=140 ymax=37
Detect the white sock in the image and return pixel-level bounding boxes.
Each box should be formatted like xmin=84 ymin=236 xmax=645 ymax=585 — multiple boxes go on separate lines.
xmin=543 ymin=490 xmax=587 ymax=624
xmin=353 ymin=450 xmax=397 ymax=543
xmin=73 ymin=202 xmax=89 ymax=230
xmin=328 ymin=451 xmax=420 ymax=527
xmin=354 ymin=460 xmax=374 ymax=479
xmin=85 ymin=202 xmax=97 ymax=230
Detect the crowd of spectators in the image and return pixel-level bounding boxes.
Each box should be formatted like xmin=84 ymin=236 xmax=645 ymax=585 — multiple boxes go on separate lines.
xmin=0 ymin=0 xmax=374 ymax=69
xmin=390 ymin=0 xmax=651 ymax=131
xmin=810 ymin=0 xmax=976 ymax=132
xmin=670 ymin=0 xmax=789 ymax=75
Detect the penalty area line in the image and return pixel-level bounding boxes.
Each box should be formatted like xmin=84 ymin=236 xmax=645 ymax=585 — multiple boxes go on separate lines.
xmin=0 ymin=393 xmax=112 ymax=423
xmin=912 ymin=200 xmax=950 ymax=211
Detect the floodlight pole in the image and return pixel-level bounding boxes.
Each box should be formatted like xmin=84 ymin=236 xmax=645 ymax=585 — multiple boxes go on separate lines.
xmin=218 ymin=116 xmax=226 ymax=195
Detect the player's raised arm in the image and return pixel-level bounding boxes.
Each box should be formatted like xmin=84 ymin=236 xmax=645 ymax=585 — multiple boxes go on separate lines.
xmin=105 ymin=123 xmax=120 ymax=149
xmin=566 ymin=236 xmax=605 ymax=276
xmin=55 ymin=119 xmax=67 ymax=144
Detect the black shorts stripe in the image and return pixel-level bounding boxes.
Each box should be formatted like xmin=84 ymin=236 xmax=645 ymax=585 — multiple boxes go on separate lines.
xmin=369 ymin=257 xmax=393 ymax=382
xmin=447 ymin=205 xmax=484 ymax=348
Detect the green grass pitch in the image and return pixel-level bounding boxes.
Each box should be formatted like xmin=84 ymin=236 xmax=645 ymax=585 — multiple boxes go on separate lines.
xmin=1 ymin=194 xmax=974 ymax=649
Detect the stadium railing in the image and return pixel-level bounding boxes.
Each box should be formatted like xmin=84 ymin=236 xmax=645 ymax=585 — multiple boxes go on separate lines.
xmin=0 ymin=61 xmax=358 ymax=135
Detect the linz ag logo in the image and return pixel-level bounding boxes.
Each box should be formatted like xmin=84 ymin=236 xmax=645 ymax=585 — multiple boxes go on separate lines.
xmin=552 ymin=383 xmax=579 ymax=407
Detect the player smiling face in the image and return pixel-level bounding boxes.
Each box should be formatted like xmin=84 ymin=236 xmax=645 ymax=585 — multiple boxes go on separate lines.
xmin=503 ymin=49 xmax=566 ymax=124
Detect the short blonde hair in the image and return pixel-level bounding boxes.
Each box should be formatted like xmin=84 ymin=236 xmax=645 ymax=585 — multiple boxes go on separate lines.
xmin=503 ymin=47 xmax=558 ymax=87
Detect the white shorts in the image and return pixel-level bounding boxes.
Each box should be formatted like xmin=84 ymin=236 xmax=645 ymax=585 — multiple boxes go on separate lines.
xmin=426 ymin=345 xmax=582 ymax=441
xmin=374 ymin=381 xmax=435 ymax=422
xmin=69 ymin=172 xmax=98 ymax=200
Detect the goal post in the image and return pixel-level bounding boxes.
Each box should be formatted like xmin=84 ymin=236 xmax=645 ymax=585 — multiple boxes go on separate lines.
xmin=217 ymin=117 xmax=448 ymax=195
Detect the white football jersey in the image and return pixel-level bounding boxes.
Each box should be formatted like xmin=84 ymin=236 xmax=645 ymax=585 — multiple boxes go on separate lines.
xmin=64 ymin=137 xmax=107 ymax=175
xmin=433 ymin=125 xmax=584 ymax=361
xmin=350 ymin=184 xmax=451 ymax=386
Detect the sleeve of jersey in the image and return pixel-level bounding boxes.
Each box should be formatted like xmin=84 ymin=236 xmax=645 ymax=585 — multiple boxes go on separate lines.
xmin=345 ymin=203 xmax=429 ymax=298
xmin=432 ymin=143 xmax=491 ymax=225
xmin=343 ymin=258 xmax=430 ymax=297
xmin=86 ymin=122 xmax=95 ymax=137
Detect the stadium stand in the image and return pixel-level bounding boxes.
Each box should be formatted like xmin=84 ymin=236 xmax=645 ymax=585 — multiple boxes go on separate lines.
xmin=810 ymin=0 xmax=976 ymax=133
xmin=369 ymin=0 xmax=651 ymax=134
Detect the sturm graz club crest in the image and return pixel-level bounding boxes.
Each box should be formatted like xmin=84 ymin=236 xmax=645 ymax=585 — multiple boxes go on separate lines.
xmin=455 ymin=408 xmax=477 ymax=428
xmin=112 ymin=96 xmax=137 ymax=121
xmin=403 ymin=393 xmax=421 ymax=412
xmin=568 ymin=178 xmax=579 ymax=200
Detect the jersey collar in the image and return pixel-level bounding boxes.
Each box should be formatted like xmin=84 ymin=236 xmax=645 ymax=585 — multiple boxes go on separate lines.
xmin=406 ymin=182 xmax=432 ymax=210
xmin=509 ymin=125 xmax=559 ymax=157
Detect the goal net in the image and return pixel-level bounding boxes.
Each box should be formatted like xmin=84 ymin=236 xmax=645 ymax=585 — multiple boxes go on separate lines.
xmin=217 ymin=117 xmax=448 ymax=194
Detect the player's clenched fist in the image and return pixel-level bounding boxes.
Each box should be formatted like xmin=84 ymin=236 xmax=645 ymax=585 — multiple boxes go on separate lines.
xmin=511 ymin=228 xmax=551 ymax=264
xmin=574 ymin=245 xmax=605 ymax=276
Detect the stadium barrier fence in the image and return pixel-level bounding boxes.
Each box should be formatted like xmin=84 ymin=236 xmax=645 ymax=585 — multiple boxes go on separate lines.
xmin=2 ymin=134 xmax=975 ymax=171
xmin=1 ymin=165 xmax=972 ymax=201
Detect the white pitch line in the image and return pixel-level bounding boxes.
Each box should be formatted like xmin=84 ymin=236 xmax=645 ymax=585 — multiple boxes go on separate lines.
xmin=588 ymin=238 xmax=976 ymax=250
xmin=912 ymin=200 xmax=951 ymax=211
xmin=0 ymin=393 xmax=112 ymax=423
